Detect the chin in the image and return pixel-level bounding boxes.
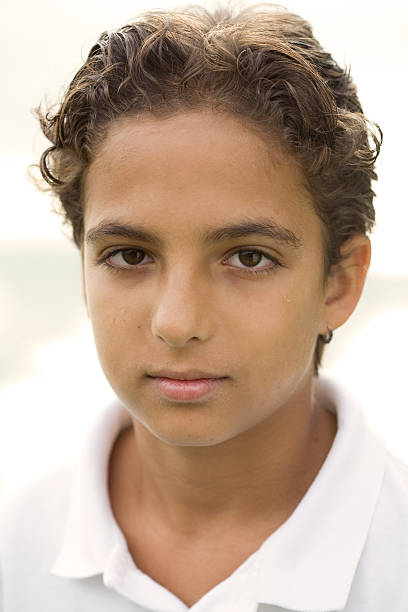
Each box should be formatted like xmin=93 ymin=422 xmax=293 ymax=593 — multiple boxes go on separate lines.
xmin=147 ymin=420 xmax=234 ymax=447
xmin=126 ymin=405 xmax=236 ymax=447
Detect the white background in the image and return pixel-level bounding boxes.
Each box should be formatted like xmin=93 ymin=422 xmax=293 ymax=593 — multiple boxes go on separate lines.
xmin=1 ymin=0 xmax=407 ymax=500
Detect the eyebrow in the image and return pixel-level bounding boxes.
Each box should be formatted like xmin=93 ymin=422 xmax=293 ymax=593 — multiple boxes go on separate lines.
xmin=85 ymin=217 xmax=303 ymax=249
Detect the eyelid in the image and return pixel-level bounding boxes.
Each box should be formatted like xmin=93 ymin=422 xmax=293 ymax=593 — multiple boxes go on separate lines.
xmin=99 ymin=246 xmax=282 ymax=273
xmin=224 ymin=244 xmax=280 ymax=260
xmin=223 ymin=247 xmax=280 ymax=267
xmin=101 ymin=247 xmax=153 ymax=269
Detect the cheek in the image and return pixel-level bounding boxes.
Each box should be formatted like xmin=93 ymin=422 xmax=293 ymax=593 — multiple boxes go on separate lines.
xmin=280 ymin=288 xmax=324 ymax=366
xmin=86 ymin=282 xmax=142 ymax=375
xmin=235 ymin=280 xmax=324 ymax=373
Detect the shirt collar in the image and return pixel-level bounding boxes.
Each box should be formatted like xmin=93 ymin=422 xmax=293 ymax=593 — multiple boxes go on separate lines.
xmin=255 ymin=377 xmax=386 ymax=611
xmin=51 ymin=400 xmax=131 ymax=578
xmin=51 ymin=376 xmax=387 ymax=611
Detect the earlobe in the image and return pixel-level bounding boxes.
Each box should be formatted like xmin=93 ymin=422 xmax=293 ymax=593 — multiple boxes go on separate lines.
xmin=321 ymin=234 xmax=371 ymax=334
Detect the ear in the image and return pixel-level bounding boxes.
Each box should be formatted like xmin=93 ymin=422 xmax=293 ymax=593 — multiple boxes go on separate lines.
xmin=320 ymin=234 xmax=371 ymax=335
xmin=81 ymin=249 xmax=89 ymax=316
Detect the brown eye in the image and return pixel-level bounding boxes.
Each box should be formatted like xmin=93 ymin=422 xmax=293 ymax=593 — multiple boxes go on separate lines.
xmin=105 ymin=249 xmax=150 ymax=269
xmin=121 ymin=250 xmax=145 ymax=265
xmin=224 ymin=249 xmax=281 ymax=276
xmin=237 ymin=250 xmax=263 ymax=267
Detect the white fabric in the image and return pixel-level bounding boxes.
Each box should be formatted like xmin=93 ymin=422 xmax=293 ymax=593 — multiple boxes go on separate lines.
xmin=1 ymin=376 xmax=408 ymax=611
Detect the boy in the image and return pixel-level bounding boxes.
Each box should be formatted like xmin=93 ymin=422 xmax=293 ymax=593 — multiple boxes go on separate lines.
xmin=1 ymin=3 xmax=407 ymax=611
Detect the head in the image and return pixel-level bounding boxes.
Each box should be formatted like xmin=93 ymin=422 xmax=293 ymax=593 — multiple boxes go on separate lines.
xmin=35 ymin=3 xmax=381 ymax=442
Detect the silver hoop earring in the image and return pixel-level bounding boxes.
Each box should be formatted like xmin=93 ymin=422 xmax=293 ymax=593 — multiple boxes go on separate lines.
xmin=319 ymin=324 xmax=333 ymax=344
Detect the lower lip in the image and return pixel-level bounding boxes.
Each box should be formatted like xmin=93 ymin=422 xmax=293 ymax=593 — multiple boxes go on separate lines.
xmin=149 ymin=377 xmax=226 ymax=401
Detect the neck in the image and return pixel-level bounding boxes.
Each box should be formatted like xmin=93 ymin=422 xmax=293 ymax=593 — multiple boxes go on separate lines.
xmin=109 ymin=376 xmax=337 ymax=537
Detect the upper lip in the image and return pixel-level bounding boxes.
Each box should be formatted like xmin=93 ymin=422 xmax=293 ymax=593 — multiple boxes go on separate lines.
xmin=147 ymin=369 xmax=225 ymax=380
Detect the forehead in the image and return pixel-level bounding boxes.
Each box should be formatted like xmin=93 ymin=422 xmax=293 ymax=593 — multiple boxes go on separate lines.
xmin=84 ymin=110 xmax=320 ymax=246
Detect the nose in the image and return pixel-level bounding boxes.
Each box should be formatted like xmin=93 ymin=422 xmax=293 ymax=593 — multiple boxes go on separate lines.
xmin=150 ymin=268 xmax=212 ymax=348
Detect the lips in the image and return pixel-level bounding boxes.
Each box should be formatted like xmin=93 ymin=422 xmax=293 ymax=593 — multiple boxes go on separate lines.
xmin=147 ymin=369 xmax=225 ymax=381
xmin=148 ymin=375 xmax=227 ymax=401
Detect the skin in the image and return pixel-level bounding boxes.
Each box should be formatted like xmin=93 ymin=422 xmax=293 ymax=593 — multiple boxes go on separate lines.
xmin=81 ymin=110 xmax=371 ymax=606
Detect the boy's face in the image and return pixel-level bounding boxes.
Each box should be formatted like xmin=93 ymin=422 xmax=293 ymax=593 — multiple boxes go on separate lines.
xmin=82 ymin=110 xmax=330 ymax=446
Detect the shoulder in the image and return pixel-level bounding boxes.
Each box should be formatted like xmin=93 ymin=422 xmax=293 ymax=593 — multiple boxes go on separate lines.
xmin=374 ymin=451 xmax=408 ymax=527
xmin=0 ymin=463 xmax=76 ymax=571
xmin=347 ymin=451 xmax=408 ymax=608
xmin=371 ymin=450 xmax=408 ymax=541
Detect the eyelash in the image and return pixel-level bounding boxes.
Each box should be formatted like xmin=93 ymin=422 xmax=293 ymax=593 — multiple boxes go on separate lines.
xmin=98 ymin=247 xmax=282 ymax=277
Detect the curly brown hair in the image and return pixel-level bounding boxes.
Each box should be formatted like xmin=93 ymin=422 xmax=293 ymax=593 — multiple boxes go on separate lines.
xmin=34 ymin=2 xmax=382 ymax=374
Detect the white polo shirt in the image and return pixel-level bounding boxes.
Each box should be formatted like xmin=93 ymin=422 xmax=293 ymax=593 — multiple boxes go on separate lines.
xmin=1 ymin=376 xmax=408 ymax=611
